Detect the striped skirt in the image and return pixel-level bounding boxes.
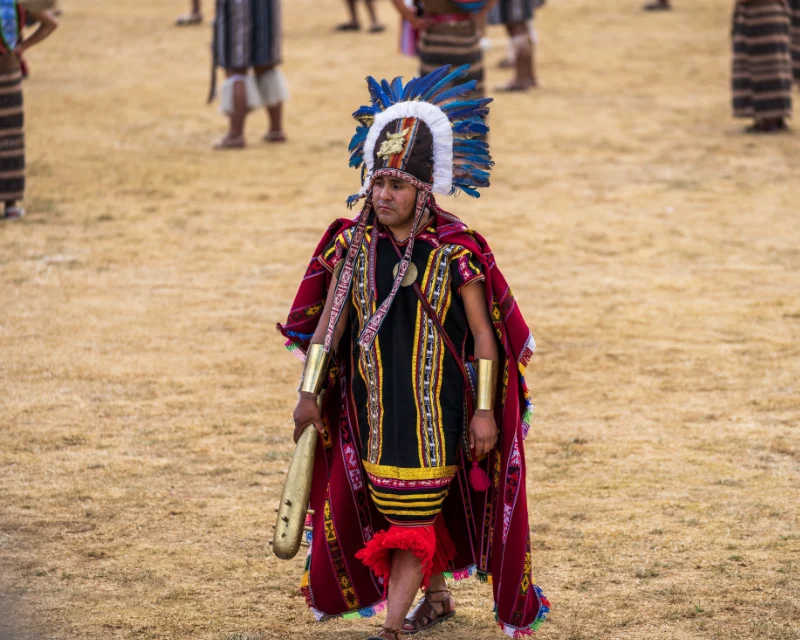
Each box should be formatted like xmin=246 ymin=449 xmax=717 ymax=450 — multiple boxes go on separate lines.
xmin=732 ymin=0 xmax=793 ymax=120
xmin=214 ymin=0 xmax=282 ymax=70
xmin=418 ymin=20 xmax=484 ymax=97
xmin=0 ymin=54 xmax=24 ymax=203
xmin=489 ymin=0 xmax=535 ymax=25
xmin=791 ymin=0 xmax=800 ymax=82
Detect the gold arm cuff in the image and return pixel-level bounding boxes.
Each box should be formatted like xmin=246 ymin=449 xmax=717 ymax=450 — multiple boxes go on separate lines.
xmin=476 ymin=359 xmax=497 ymax=412
xmin=300 ymin=344 xmax=331 ymax=395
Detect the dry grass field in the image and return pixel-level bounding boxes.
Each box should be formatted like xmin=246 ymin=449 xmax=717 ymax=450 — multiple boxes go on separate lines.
xmin=1 ymin=0 xmax=799 ymax=638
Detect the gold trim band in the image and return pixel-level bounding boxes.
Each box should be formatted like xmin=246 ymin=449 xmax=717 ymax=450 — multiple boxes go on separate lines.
xmin=300 ymin=344 xmax=331 ymax=395
xmin=476 ymin=359 xmax=497 ymax=412
xmin=369 ymin=489 xmax=448 ymax=501
xmin=371 ymin=496 xmax=446 ymax=508
xmin=363 ymin=459 xmax=458 ymax=480
xmin=377 ymin=508 xmax=444 ymax=517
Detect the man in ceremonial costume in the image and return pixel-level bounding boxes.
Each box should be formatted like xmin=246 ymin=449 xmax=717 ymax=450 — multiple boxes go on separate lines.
xmin=278 ymin=65 xmax=548 ymax=639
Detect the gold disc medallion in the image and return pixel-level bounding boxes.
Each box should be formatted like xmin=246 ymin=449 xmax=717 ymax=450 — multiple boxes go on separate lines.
xmin=392 ymin=262 xmax=419 ymax=287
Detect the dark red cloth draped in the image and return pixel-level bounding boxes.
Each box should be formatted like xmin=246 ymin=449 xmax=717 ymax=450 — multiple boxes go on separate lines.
xmin=278 ymin=205 xmax=549 ymax=636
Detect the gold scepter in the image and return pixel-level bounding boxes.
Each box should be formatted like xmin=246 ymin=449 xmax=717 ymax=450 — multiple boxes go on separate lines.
xmin=271 ymin=345 xmax=329 ymax=560
xmin=271 ymin=421 xmax=317 ymax=559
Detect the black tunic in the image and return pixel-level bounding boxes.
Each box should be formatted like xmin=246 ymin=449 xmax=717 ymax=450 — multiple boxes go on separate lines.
xmin=321 ymin=222 xmax=484 ymax=524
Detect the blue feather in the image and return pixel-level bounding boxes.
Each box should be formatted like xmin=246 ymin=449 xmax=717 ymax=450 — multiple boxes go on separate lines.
xmin=430 ymin=79 xmax=477 ymax=105
xmin=366 ymin=76 xmax=392 ymax=110
xmin=390 ymin=76 xmax=405 ymax=102
xmin=458 ymin=164 xmax=491 ymax=179
xmin=409 ymin=66 xmax=452 ymax=101
xmin=348 ymin=127 xmax=369 ymax=152
xmin=454 ymin=184 xmax=481 ymax=198
xmin=422 ymin=65 xmax=471 ymax=101
xmin=349 ymin=154 xmax=364 ymax=168
xmin=454 ymin=155 xmax=493 ymax=169
xmin=401 ymin=77 xmax=420 ymax=101
xmin=352 ymin=106 xmax=378 ymax=125
xmin=441 ymin=98 xmax=493 ymax=113
xmin=454 ymin=138 xmax=489 ymax=152
xmin=380 ymin=79 xmax=396 ymax=105
xmin=452 ymin=120 xmax=489 ymax=136
xmin=446 ymin=106 xmax=491 ymax=120
xmin=346 ymin=193 xmax=362 ymax=208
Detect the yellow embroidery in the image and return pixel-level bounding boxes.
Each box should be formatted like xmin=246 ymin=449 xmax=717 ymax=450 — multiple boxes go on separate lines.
xmin=369 ymin=488 xmax=447 ymax=501
xmin=363 ymin=459 xmax=458 ymax=480
xmin=371 ymin=496 xmax=446 ymax=508
xmin=377 ymin=128 xmax=410 ymax=159
xmin=377 ymin=507 xmax=444 ymax=517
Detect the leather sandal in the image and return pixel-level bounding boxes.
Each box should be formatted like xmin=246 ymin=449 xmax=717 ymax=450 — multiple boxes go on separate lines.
xmin=366 ymin=626 xmax=402 ymax=640
xmin=402 ymin=589 xmax=455 ymax=634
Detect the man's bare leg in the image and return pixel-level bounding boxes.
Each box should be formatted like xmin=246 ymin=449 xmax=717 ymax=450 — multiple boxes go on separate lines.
xmin=265 ymin=104 xmax=285 ymax=141
xmin=402 ymin=572 xmax=455 ymax=632
xmin=255 ymin=64 xmax=287 ymax=142
xmin=643 ymin=0 xmax=671 ymax=10
xmin=365 ymin=0 xmax=385 ymax=32
xmin=176 ymin=0 xmax=202 ymax=25
xmin=499 ymin=23 xmax=534 ymax=90
xmin=381 ymin=550 xmax=423 ymax=634
xmin=337 ymin=0 xmax=360 ymax=30
xmin=214 ymin=68 xmax=248 ymax=148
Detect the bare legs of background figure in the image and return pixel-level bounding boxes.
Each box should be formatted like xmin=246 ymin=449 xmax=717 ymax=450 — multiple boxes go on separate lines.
xmin=215 ymin=65 xmax=286 ymax=150
xmin=337 ymin=0 xmax=384 ymax=33
xmin=176 ymin=0 xmax=202 ymax=26
xmin=643 ymin=0 xmax=671 ymax=11
xmin=498 ymin=22 xmax=536 ymax=91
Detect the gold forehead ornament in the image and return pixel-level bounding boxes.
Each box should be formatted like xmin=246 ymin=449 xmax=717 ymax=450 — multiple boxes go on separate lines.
xmin=377 ymin=128 xmax=410 ymax=159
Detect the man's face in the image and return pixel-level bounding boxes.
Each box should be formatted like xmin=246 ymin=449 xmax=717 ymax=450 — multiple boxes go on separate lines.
xmin=371 ymin=176 xmax=418 ymax=229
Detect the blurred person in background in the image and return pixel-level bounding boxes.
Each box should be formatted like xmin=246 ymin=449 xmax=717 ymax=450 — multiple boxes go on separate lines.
xmin=176 ymin=0 xmax=203 ymax=26
xmin=732 ymin=0 xmax=793 ymax=133
xmin=337 ymin=0 xmax=384 ymax=33
xmin=390 ymin=0 xmax=497 ymax=97
xmin=791 ymin=0 xmax=800 ymax=84
xmin=0 ymin=0 xmax=57 ymax=221
xmin=491 ymin=0 xmax=541 ymax=90
xmin=211 ymin=0 xmax=287 ymax=149
xmin=643 ymin=0 xmax=671 ymax=10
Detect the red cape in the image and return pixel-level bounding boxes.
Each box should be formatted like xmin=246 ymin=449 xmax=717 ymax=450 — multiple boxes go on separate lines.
xmin=278 ymin=206 xmax=549 ymax=637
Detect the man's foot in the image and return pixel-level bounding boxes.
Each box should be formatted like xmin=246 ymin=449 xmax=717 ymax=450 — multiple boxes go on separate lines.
xmin=213 ymin=133 xmax=246 ymax=149
xmin=745 ymin=118 xmax=788 ymax=134
xmin=175 ymin=12 xmax=203 ymax=26
xmin=643 ymin=1 xmax=671 ymax=10
xmin=335 ymin=21 xmax=361 ymax=31
xmin=369 ymin=24 xmax=386 ymax=33
xmin=496 ymin=79 xmax=535 ymax=92
xmin=366 ymin=627 xmax=402 ymax=640
xmin=263 ymin=130 xmax=287 ymax=143
xmin=402 ymin=589 xmax=456 ymax=634
xmin=3 ymin=205 xmax=25 ymax=220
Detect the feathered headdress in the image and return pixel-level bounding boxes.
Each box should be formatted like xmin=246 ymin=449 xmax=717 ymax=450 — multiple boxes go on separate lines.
xmin=346 ymin=64 xmax=493 ymax=207
xmin=321 ymin=66 xmax=494 ymax=356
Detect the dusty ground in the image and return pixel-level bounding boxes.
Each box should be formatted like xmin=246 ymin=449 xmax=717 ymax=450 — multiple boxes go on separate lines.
xmin=1 ymin=0 xmax=798 ymax=639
